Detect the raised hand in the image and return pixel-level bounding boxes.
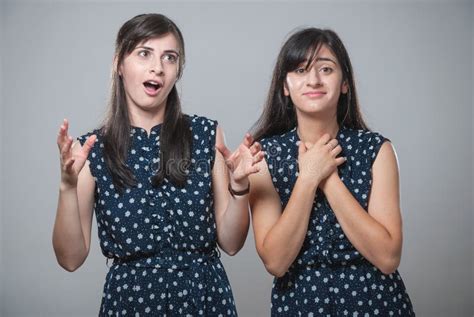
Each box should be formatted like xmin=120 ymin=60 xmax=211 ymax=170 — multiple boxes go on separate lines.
xmin=216 ymin=133 xmax=265 ymax=189
xmin=57 ymin=119 xmax=96 ymax=189
xmin=297 ymin=133 xmax=345 ymax=186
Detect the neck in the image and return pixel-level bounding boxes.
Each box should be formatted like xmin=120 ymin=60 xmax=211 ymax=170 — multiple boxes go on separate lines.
xmin=296 ymin=110 xmax=339 ymax=144
xmin=128 ymin=104 xmax=166 ymax=134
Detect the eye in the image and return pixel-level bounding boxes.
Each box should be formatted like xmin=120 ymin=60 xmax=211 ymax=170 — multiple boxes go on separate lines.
xmin=294 ymin=67 xmax=306 ymax=74
xmin=320 ymin=66 xmax=333 ymax=74
xmin=162 ymin=54 xmax=178 ymax=63
xmin=138 ymin=50 xmax=150 ymax=58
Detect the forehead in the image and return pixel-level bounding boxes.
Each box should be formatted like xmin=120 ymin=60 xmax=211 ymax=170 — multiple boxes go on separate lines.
xmin=315 ymin=45 xmax=337 ymax=61
xmin=137 ymin=33 xmax=180 ymax=51
xmin=308 ymin=44 xmax=338 ymax=64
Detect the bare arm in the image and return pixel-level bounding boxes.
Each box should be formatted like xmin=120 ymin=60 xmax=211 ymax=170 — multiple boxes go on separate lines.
xmin=212 ymin=125 xmax=263 ymax=255
xmin=52 ymin=119 xmax=96 ymax=272
xmin=250 ymin=135 xmax=345 ymax=277
xmin=320 ymin=141 xmax=403 ymax=274
xmin=249 ymin=159 xmax=317 ymax=277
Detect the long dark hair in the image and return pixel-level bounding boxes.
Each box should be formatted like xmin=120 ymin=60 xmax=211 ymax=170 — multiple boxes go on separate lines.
xmin=102 ymin=13 xmax=191 ymax=191
xmin=252 ymin=28 xmax=368 ymax=141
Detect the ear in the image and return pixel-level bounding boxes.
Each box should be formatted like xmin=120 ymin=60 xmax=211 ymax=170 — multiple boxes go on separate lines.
xmin=341 ymin=80 xmax=349 ymax=94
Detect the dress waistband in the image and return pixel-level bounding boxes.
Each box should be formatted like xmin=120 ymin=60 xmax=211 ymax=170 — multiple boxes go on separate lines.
xmin=110 ymin=247 xmax=221 ymax=269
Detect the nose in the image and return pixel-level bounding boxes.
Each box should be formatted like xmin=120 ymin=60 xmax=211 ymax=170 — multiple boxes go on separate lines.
xmin=149 ymin=57 xmax=164 ymax=76
xmin=306 ymin=67 xmax=322 ymax=87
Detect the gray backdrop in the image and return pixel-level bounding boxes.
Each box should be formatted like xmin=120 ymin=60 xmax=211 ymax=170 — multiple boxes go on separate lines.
xmin=1 ymin=1 xmax=473 ymax=316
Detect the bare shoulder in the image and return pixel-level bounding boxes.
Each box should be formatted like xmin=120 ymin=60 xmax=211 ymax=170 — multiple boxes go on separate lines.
xmin=215 ymin=124 xmax=225 ymax=148
xmin=72 ymin=139 xmax=95 ymax=181
xmin=373 ymin=141 xmax=399 ymax=173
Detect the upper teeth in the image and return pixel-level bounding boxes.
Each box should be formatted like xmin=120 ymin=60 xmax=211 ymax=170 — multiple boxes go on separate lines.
xmin=148 ymin=81 xmax=159 ymax=85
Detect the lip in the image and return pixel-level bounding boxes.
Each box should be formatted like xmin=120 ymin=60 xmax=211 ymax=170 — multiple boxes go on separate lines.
xmin=143 ymin=79 xmax=163 ymax=97
xmin=303 ymin=91 xmax=326 ymax=98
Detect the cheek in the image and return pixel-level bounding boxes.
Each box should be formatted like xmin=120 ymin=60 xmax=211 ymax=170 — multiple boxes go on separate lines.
xmin=286 ymin=76 xmax=305 ymax=94
xmin=120 ymin=64 xmax=137 ymax=85
xmin=164 ymin=64 xmax=179 ymax=80
xmin=121 ymin=75 xmax=137 ymax=94
xmin=327 ymin=76 xmax=343 ymax=95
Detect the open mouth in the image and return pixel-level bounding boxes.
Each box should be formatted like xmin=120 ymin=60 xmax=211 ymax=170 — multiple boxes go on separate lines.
xmin=143 ymin=80 xmax=162 ymax=94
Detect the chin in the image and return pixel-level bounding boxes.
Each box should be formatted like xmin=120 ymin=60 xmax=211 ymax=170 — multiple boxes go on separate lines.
xmin=297 ymin=105 xmax=328 ymax=114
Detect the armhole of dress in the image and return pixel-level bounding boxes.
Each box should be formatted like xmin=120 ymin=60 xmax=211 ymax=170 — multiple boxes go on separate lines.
xmin=262 ymin=140 xmax=281 ymax=198
xmin=371 ymin=135 xmax=391 ymax=167
xmin=77 ymin=134 xmax=97 ymax=179
xmin=367 ymin=135 xmax=391 ymax=210
xmin=209 ymin=119 xmax=218 ymax=171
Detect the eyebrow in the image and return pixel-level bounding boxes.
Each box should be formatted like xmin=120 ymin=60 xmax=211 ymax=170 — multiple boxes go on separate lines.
xmin=301 ymin=57 xmax=337 ymax=65
xmin=135 ymin=46 xmax=180 ymax=56
xmin=315 ymin=57 xmax=336 ymax=64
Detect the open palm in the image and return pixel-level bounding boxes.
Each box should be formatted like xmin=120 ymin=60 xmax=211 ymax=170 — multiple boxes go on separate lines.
xmin=56 ymin=119 xmax=96 ymax=188
xmin=216 ymin=133 xmax=264 ymax=184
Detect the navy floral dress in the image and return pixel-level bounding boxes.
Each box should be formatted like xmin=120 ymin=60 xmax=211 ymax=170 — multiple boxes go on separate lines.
xmin=78 ymin=115 xmax=237 ymax=316
xmin=260 ymin=126 xmax=414 ymax=316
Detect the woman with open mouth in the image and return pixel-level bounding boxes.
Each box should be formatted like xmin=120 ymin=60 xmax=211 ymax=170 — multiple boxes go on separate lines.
xmin=52 ymin=13 xmax=263 ymax=316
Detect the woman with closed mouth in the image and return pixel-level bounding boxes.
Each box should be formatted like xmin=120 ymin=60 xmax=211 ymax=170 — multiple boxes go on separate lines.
xmin=249 ymin=28 xmax=415 ymax=316
xmin=53 ymin=13 xmax=263 ymax=316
